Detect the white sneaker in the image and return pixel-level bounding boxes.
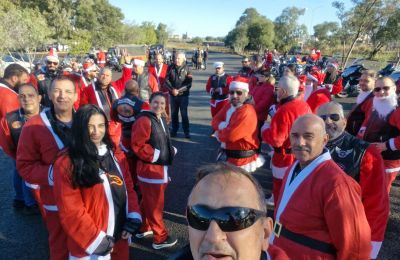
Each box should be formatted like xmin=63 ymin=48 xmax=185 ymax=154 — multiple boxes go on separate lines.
xmin=152 ymin=236 xmax=178 ymax=250
xmin=135 ymin=230 xmax=153 ymax=238
xmin=265 ymin=194 xmax=275 ymax=207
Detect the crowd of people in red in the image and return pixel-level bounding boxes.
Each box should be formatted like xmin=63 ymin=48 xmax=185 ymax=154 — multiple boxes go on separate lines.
xmin=0 ymin=46 xmax=397 ymax=259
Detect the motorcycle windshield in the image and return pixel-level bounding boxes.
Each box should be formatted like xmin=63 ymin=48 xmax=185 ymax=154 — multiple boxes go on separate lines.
xmin=342 ymin=66 xmax=358 ymax=77
xmin=390 ymin=72 xmax=400 ymax=81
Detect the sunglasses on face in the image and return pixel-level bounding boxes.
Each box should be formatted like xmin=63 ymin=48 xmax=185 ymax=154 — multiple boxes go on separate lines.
xmin=229 ymin=90 xmax=243 ymax=96
xmin=47 ymin=61 xmax=58 ymax=65
xmin=319 ymin=113 xmax=340 ymax=122
xmin=374 ymin=86 xmax=391 ymax=92
xmin=186 ymin=205 xmax=265 ymax=232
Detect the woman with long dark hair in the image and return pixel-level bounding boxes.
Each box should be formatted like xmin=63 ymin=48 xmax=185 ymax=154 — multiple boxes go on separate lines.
xmin=53 ymin=104 xmax=141 ymax=259
xmin=131 ymin=92 xmax=177 ymax=249
xmin=323 ymin=62 xmax=343 ymax=96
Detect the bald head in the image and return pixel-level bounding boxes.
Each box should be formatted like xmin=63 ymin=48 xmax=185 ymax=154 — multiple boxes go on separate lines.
xmin=124 ymin=80 xmax=139 ymax=96
xmin=290 ymin=114 xmax=328 ymax=168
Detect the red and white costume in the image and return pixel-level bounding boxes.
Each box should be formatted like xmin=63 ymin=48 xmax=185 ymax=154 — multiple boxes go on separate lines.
xmin=131 ymin=114 xmax=172 ymax=244
xmin=148 ymin=63 xmax=169 ymax=89
xmin=80 ymin=65 xmax=132 ymax=147
xmin=249 ymin=82 xmax=275 ymax=122
xmin=16 ymin=109 xmax=69 ymax=260
xmin=206 ymin=65 xmax=233 ymax=118
xmin=272 ymin=151 xmax=371 ymax=259
xmin=262 ymin=98 xmax=311 ymax=204
xmin=0 ymin=80 xmax=19 ymax=120
xmin=97 ymin=50 xmax=106 ymax=68
xmin=211 ymin=78 xmax=265 ymax=172
xmin=266 ymin=245 xmax=290 ymax=260
xmin=304 ymin=72 xmax=331 ymax=113
xmin=53 ymin=152 xmax=141 ymax=259
xmin=346 ymin=91 xmax=374 ymax=137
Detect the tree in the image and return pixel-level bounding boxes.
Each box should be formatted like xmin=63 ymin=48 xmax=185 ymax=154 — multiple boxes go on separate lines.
xmin=333 ymin=0 xmax=400 ymax=68
xmin=140 ymin=22 xmax=157 ymax=45
xmin=156 ymin=23 xmax=169 ymax=45
xmin=68 ymin=29 xmax=92 ymax=55
xmin=274 ymin=7 xmax=307 ymax=51
xmin=191 ymin=37 xmax=203 ymax=45
xmin=246 ymin=19 xmax=274 ymax=52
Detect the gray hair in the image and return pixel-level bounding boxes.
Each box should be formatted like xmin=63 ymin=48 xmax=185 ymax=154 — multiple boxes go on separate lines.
xmin=317 ymin=101 xmax=345 ymax=118
xmin=176 ymin=51 xmax=186 ymax=61
xmin=189 ymin=163 xmax=267 ymax=212
xmin=99 ymin=67 xmax=112 ymax=75
xmin=278 ymin=75 xmax=299 ymax=97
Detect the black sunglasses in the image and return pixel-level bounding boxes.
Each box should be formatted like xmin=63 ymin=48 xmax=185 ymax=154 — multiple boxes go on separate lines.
xmin=47 ymin=61 xmax=58 ymax=65
xmin=186 ymin=205 xmax=265 ymax=232
xmin=319 ymin=113 xmax=340 ymax=122
xmin=374 ymin=86 xmax=391 ymax=92
xmin=229 ymin=90 xmax=243 ymax=96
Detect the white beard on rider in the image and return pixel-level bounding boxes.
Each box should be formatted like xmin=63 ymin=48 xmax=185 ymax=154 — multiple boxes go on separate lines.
xmin=372 ymin=93 xmax=398 ymax=118
xmin=356 ymin=90 xmax=372 ymax=104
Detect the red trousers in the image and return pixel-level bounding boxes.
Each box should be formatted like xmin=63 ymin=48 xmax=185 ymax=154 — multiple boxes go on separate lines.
xmin=386 ymin=172 xmax=398 ymax=194
xmin=45 ymin=211 xmax=68 ymax=260
xmin=138 ymin=182 xmax=168 ymax=243
xmin=110 ymin=239 xmax=129 ymax=260
xmin=210 ymin=99 xmax=229 ymax=118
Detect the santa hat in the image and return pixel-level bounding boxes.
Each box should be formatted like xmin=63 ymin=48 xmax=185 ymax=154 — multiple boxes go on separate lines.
xmin=46 ymin=48 xmax=59 ymax=63
xmin=83 ymin=59 xmax=98 ymax=72
xmin=311 ymin=49 xmax=316 ymax=55
xmin=307 ymin=71 xmax=324 ymax=85
xmin=213 ymin=62 xmax=224 ymax=68
xmin=229 ymin=76 xmax=249 ymax=92
xmin=133 ymin=58 xmax=145 ymax=67
xmin=316 ymin=49 xmax=321 ymax=53
xmin=328 ymin=62 xmax=339 ymax=70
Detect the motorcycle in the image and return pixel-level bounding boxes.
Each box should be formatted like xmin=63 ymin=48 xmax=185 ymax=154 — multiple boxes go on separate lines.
xmin=107 ymin=54 xmax=122 ymax=72
xmin=336 ymin=59 xmax=366 ymax=98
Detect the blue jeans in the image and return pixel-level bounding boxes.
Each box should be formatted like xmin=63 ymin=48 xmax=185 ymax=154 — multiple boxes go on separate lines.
xmin=170 ymin=95 xmax=190 ymax=134
xmin=13 ymin=160 xmax=36 ymax=206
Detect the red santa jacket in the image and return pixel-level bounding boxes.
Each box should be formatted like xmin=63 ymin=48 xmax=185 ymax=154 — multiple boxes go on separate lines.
xmin=346 ymin=92 xmax=374 ymax=136
xmin=148 ymin=63 xmax=169 ymax=91
xmin=267 ymin=244 xmax=290 ymax=260
xmin=0 ymin=116 xmax=16 ymax=159
xmin=249 ymin=83 xmax=275 ymax=122
xmin=211 ymin=102 xmax=263 ymax=171
xmin=323 ymin=73 xmax=343 ymax=96
xmin=53 ymin=152 xmax=141 ymax=258
xmin=273 ymin=152 xmax=371 ymax=259
xmin=131 ymin=115 xmax=171 ymax=183
xmin=63 ymin=71 xmax=87 ymax=110
xmin=0 ymin=81 xmax=19 ymax=120
xmin=16 ymin=109 xmax=66 ymax=210
xmin=262 ymin=98 xmax=311 ymax=177
xmin=306 ymin=88 xmax=331 ymax=113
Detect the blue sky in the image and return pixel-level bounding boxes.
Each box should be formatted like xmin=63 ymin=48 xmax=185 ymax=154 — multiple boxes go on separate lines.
xmin=110 ymin=0 xmax=352 ymax=37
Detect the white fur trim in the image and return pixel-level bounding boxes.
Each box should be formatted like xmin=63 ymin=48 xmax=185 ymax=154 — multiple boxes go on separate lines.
xmin=236 ymin=154 xmax=265 ymax=173
xmin=40 ymin=109 xmax=64 ymax=150
xmin=271 ymin=164 xmax=288 ymax=179
xmin=43 ymin=204 xmax=58 ymax=211
xmin=123 ymin=64 xmax=133 ymax=69
xmin=25 ymin=181 xmax=39 ymax=189
xmin=48 ymin=164 xmax=54 ymax=186
xmin=69 ymin=254 xmax=110 ymax=260
xmin=173 ymin=146 xmax=178 ymax=155
xmin=389 ymin=138 xmax=397 ymax=151
xmin=261 ymin=122 xmax=270 ymax=133
xmin=385 ymin=167 xmax=400 ymax=173
xmin=137 ymin=166 xmax=169 ymax=184
xmin=152 ymin=149 xmax=160 ymax=163
xmin=307 ymin=73 xmax=318 ymax=82
xmin=100 ymin=174 xmax=115 ymax=236
xmin=229 ymin=81 xmax=249 ymax=92
xmin=85 ymin=230 xmax=107 ymax=255
xmin=370 ymin=241 xmax=382 ymax=259
xmin=133 ymin=59 xmax=145 ymax=66
xmin=218 ymin=122 xmax=227 ymax=130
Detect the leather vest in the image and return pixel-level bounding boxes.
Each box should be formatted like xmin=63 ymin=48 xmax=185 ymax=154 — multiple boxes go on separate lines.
xmin=5 ymin=109 xmax=25 ymax=146
xmin=132 ymin=72 xmax=151 ymax=101
xmin=211 ymin=74 xmax=229 ymax=100
xmin=327 ymin=132 xmax=369 ymax=181
xmin=238 ymin=67 xmax=253 ymax=78
xmin=138 ymin=111 xmax=174 ymax=165
xmin=345 ymin=93 xmax=373 ymax=136
xmin=363 ymin=110 xmax=400 ymax=160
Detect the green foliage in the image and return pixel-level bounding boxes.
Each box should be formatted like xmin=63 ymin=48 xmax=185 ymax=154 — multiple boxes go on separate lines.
xmin=191 ymin=37 xmax=204 ymax=45
xmin=156 ymin=23 xmax=169 ymax=45
xmin=68 ymin=30 xmax=92 ymax=55
xmin=274 ymin=7 xmax=307 ymax=51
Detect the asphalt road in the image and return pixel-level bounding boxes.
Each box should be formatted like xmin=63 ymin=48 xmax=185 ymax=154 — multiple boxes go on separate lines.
xmin=0 ymin=52 xmax=399 ymax=259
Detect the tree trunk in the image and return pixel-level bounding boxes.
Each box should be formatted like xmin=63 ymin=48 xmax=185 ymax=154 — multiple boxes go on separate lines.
xmin=343 ymin=32 xmax=360 ymax=69
xmin=368 ymin=43 xmax=383 ymax=60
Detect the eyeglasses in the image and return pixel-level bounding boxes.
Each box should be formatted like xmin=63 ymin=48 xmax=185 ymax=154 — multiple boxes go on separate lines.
xmin=229 ymin=90 xmax=243 ymax=96
xmin=186 ymin=205 xmax=265 ymax=232
xmin=374 ymin=86 xmax=391 ymax=92
xmin=47 ymin=61 xmax=58 ymax=65
xmin=319 ymin=113 xmax=341 ymax=122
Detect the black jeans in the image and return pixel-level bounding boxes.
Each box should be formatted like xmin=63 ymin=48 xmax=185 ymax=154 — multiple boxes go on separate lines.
xmin=170 ymin=95 xmax=189 ymax=134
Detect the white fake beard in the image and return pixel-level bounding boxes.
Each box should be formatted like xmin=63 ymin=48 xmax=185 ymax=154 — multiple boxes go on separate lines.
xmin=372 ymin=94 xmax=398 ymax=118
xmin=304 ymin=84 xmax=313 ymax=101
xmin=356 ymin=90 xmax=372 ymax=104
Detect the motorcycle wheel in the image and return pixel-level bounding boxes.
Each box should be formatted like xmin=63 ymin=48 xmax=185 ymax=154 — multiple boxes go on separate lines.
xmin=335 ymin=92 xmax=349 ymax=98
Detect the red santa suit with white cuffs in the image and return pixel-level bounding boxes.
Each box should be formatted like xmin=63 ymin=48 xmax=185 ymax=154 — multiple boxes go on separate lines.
xmin=271 ymin=150 xmax=371 ymax=259
xmin=131 ymin=111 xmax=175 ymax=244
xmin=211 ymin=78 xmax=265 ymax=172
xmin=80 ymin=65 xmax=132 ymax=147
xmin=361 ymin=96 xmax=400 ymax=193
xmin=326 ymin=132 xmax=389 ymax=259
xmin=262 ymin=97 xmax=311 ymax=204
xmin=149 ymin=62 xmax=170 ymax=116
xmin=16 ymin=108 xmax=71 ymax=260
xmin=0 ymin=79 xmax=19 ymax=120
xmin=53 ymin=148 xmax=141 ymax=259
xmin=346 ymin=91 xmax=374 ymax=136
xmin=206 ymin=62 xmax=233 ymax=117
xmin=304 ymin=72 xmax=331 ymax=113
